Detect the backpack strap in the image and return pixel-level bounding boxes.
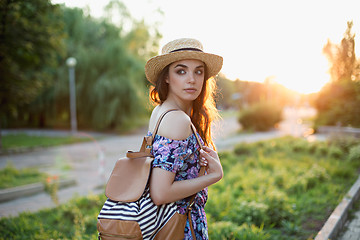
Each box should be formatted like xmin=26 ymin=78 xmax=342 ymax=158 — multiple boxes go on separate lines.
xmin=136 ymin=109 xmax=206 ymax=239
xmin=127 ymin=109 xmax=178 ymax=158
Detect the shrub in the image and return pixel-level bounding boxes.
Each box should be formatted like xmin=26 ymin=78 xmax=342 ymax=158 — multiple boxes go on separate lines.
xmin=208 ymin=221 xmax=270 ymax=240
xmin=238 ymin=102 xmax=282 ymax=131
xmin=226 ymin=200 xmax=270 ymax=226
xmin=0 ymin=162 xmax=46 ymax=189
xmin=264 ymin=190 xmax=293 ymax=227
xmin=234 ymin=143 xmax=252 ymax=156
xmin=328 ymin=146 xmax=344 ymax=159
xmin=328 ymin=135 xmax=360 ymax=153
xmin=287 ymin=165 xmax=329 ymax=195
xmin=348 ymin=144 xmax=360 ymax=162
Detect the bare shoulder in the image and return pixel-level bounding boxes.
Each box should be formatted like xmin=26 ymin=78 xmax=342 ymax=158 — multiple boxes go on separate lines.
xmin=156 ymin=110 xmax=192 ymax=140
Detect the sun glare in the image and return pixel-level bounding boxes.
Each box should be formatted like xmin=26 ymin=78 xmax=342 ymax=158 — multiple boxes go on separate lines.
xmin=221 ymin=50 xmax=332 ymax=95
xmin=52 ymin=0 xmax=359 ymax=96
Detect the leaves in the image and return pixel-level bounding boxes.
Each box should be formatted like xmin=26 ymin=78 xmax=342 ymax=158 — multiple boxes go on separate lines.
xmin=0 ymin=0 xmax=65 ymax=119
xmin=1 ymin=1 xmax=161 ymax=130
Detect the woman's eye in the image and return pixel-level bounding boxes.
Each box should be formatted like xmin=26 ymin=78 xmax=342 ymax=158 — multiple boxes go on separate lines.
xmin=177 ymin=69 xmax=186 ymax=75
xmin=196 ymin=70 xmax=203 ymax=75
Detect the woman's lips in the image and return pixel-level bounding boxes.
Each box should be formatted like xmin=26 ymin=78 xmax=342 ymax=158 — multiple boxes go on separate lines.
xmin=184 ymin=88 xmax=197 ymax=93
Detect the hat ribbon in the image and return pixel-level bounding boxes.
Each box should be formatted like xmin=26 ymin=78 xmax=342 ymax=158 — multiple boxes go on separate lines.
xmin=170 ymin=48 xmax=203 ymax=53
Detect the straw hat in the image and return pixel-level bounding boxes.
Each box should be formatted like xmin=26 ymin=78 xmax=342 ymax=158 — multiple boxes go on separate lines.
xmin=145 ymin=38 xmax=223 ymax=85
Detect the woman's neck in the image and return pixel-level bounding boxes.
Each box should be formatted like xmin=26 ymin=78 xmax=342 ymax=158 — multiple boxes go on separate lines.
xmin=162 ymin=97 xmax=193 ymax=116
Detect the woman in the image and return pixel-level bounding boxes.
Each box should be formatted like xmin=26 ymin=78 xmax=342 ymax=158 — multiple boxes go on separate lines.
xmin=145 ymin=38 xmax=224 ymax=239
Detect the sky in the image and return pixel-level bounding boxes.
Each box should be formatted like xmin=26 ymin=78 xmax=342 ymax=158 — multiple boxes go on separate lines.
xmin=52 ymin=0 xmax=360 ymax=94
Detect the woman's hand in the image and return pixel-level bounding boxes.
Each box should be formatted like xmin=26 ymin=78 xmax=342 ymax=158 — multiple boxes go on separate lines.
xmin=199 ymin=146 xmax=223 ymax=182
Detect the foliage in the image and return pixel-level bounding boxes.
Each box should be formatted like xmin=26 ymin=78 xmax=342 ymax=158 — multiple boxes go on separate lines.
xmin=43 ymin=175 xmax=60 ymax=206
xmin=322 ymin=21 xmax=359 ymax=83
xmin=1 ymin=137 xmax=359 ymax=239
xmin=0 ymin=162 xmax=46 ymax=189
xmin=1 ymin=133 xmax=91 ymax=150
xmin=0 ymin=0 xmax=65 ymax=127
xmin=0 ymin=194 xmax=105 ymax=240
xmin=205 ymin=136 xmax=360 ymax=239
xmin=208 ymin=221 xmax=270 ymax=240
xmin=216 ymin=73 xmax=237 ymax=109
xmin=348 ymin=144 xmax=360 ymax=162
xmin=2 ymin=1 xmax=161 ymax=132
xmin=315 ymin=21 xmax=360 ymax=127
xmin=215 ymin=74 xmax=303 ymax=111
xmin=238 ymin=101 xmax=282 ymax=131
xmin=314 ymin=79 xmax=360 ymax=127
xmin=56 ymin=5 xmax=156 ymax=130
xmin=233 ymin=79 xmax=300 ymax=109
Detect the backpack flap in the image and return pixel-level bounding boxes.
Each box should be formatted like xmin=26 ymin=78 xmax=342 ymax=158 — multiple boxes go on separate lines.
xmin=105 ymin=155 xmax=153 ymax=202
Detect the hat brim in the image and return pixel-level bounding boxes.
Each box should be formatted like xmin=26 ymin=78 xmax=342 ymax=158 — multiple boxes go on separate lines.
xmin=145 ymin=51 xmax=223 ymax=85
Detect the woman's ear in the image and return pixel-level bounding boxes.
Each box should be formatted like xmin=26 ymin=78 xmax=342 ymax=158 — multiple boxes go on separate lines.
xmin=165 ymin=74 xmax=169 ymax=84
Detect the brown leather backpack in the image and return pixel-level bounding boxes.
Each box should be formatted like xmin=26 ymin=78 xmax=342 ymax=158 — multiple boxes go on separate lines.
xmin=97 ymin=110 xmax=204 ymax=239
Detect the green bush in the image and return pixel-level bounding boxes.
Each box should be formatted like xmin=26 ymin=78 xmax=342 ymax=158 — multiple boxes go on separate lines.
xmin=227 ymin=200 xmax=269 ymax=226
xmin=348 ymin=144 xmax=360 ymax=162
xmin=328 ymin=135 xmax=359 ymax=153
xmin=0 ymin=162 xmax=46 ymax=189
xmin=238 ymin=102 xmax=282 ymax=131
xmin=315 ymin=80 xmax=360 ymax=128
xmin=0 ymin=194 xmax=105 ymax=239
xmin=208 ymin=221 xmax=270 ymax=240
xmin=328 ymin=146 xmax=344 ymax=159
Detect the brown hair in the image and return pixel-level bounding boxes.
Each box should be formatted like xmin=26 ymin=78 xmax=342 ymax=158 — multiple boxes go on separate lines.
xmin=150 ymin=64 xmax=219 ymax=149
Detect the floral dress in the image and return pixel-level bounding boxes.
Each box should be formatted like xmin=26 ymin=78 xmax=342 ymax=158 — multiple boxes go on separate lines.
xmin=149 ymin=131 xmax=209 ymax=240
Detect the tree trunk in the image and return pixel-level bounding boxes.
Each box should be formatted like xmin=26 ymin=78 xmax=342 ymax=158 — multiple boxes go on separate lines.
xmin=0 ymin=119 xmax=2 ymax=151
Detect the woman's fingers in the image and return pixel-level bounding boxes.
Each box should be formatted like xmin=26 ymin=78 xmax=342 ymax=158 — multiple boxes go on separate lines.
xmin=201 ymin=147 xmax=219 ymax=161
xmin=199 ymin=156 xmax=208 ymax=167
xmin=199 ymin=147 xmax=223 ymax=180
xmin=202 ymin=146 xmax=217 ymax=158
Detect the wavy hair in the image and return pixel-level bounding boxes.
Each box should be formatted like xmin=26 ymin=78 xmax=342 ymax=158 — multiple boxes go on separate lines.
xmin=149 ymin=64 xmax=219 ymax=149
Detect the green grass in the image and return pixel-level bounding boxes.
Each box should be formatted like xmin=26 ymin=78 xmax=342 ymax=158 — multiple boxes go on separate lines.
xmin=206 ymin=136 xmax=360 ymax=239
xmin=0 ymin=163 xmax=47 ymax=189
xmin=2 ymin=134 xmax=93 ymax=150
xmin=0 ymin=136 xmax=359 ymax=239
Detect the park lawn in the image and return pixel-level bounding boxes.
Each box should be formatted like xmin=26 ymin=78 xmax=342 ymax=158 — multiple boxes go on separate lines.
xmin=1 ymin=133 xmax=94 ymax=150
xmin=0 ymin=163 xmax=47 ymax=189
xmin=0 ymin=136 xmax=359 ymax=240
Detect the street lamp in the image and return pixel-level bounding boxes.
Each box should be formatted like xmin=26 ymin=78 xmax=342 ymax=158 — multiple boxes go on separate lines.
xmin=66 ymin=57 xmax=78 ymax=134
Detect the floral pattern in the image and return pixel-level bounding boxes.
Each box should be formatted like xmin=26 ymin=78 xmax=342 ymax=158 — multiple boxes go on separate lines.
xmin=149 ymin=131 xmax=209 ymax=240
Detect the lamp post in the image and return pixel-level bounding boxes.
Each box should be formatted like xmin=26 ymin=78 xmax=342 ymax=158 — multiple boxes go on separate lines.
xmin=66 ymin=57 xmax=78 ymax=134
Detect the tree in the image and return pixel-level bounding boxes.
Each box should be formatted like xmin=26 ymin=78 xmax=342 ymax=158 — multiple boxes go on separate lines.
xmin=1 ymin=1 xmax=162 ymax=133
xmin=322 ymin=21 xmax=358 ymax=82
xmin=0 ymin=0 xmax=65 ymax=148
xmin=315 ymin=21 xmax=360 ymax=128
xmin=56 ymin=6 xmax=161 ymax=130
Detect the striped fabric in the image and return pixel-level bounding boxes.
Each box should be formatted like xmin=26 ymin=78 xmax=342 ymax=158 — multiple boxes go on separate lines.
xmin=98 ymin=186 xmax=178 ymax=240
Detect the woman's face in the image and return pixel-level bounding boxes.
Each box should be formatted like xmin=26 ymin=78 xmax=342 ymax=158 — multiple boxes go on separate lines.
xmin=166 ymin=59 xmax=205 ymax=103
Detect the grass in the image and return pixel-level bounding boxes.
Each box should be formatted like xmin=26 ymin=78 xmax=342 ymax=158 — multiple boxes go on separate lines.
xmin=1 ymin=134 xmax=94 ymax=150
xmin=0 ymin=136 xmax=359 ymax=239
xmin=206 ymin=136 xmax=360 ymax=239
xmin=0 ymin=163 xmax=47 ymax=189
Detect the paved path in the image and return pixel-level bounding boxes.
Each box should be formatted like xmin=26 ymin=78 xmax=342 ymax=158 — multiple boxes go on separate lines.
xmin=336 ymin=201 xmax=360 ymax=240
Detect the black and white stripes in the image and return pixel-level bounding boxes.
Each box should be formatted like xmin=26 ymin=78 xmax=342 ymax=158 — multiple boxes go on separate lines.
xmin=98 ymin=186 xmax=178 ymax=240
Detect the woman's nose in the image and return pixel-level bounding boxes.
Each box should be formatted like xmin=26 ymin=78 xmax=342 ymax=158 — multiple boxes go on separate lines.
xmin=188 ymin=73 xmax=196 ymax=83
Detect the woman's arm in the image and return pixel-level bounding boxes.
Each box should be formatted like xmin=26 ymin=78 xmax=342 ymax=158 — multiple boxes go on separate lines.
xmin=150 ymin=146 xmax=223 ymax=205
xmin=149 ymin=111 xmax=223 ymax=205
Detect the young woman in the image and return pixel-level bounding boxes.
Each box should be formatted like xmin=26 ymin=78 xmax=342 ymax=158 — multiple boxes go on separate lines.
xmin=145 ymin=38 xmax=224 ymax=239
